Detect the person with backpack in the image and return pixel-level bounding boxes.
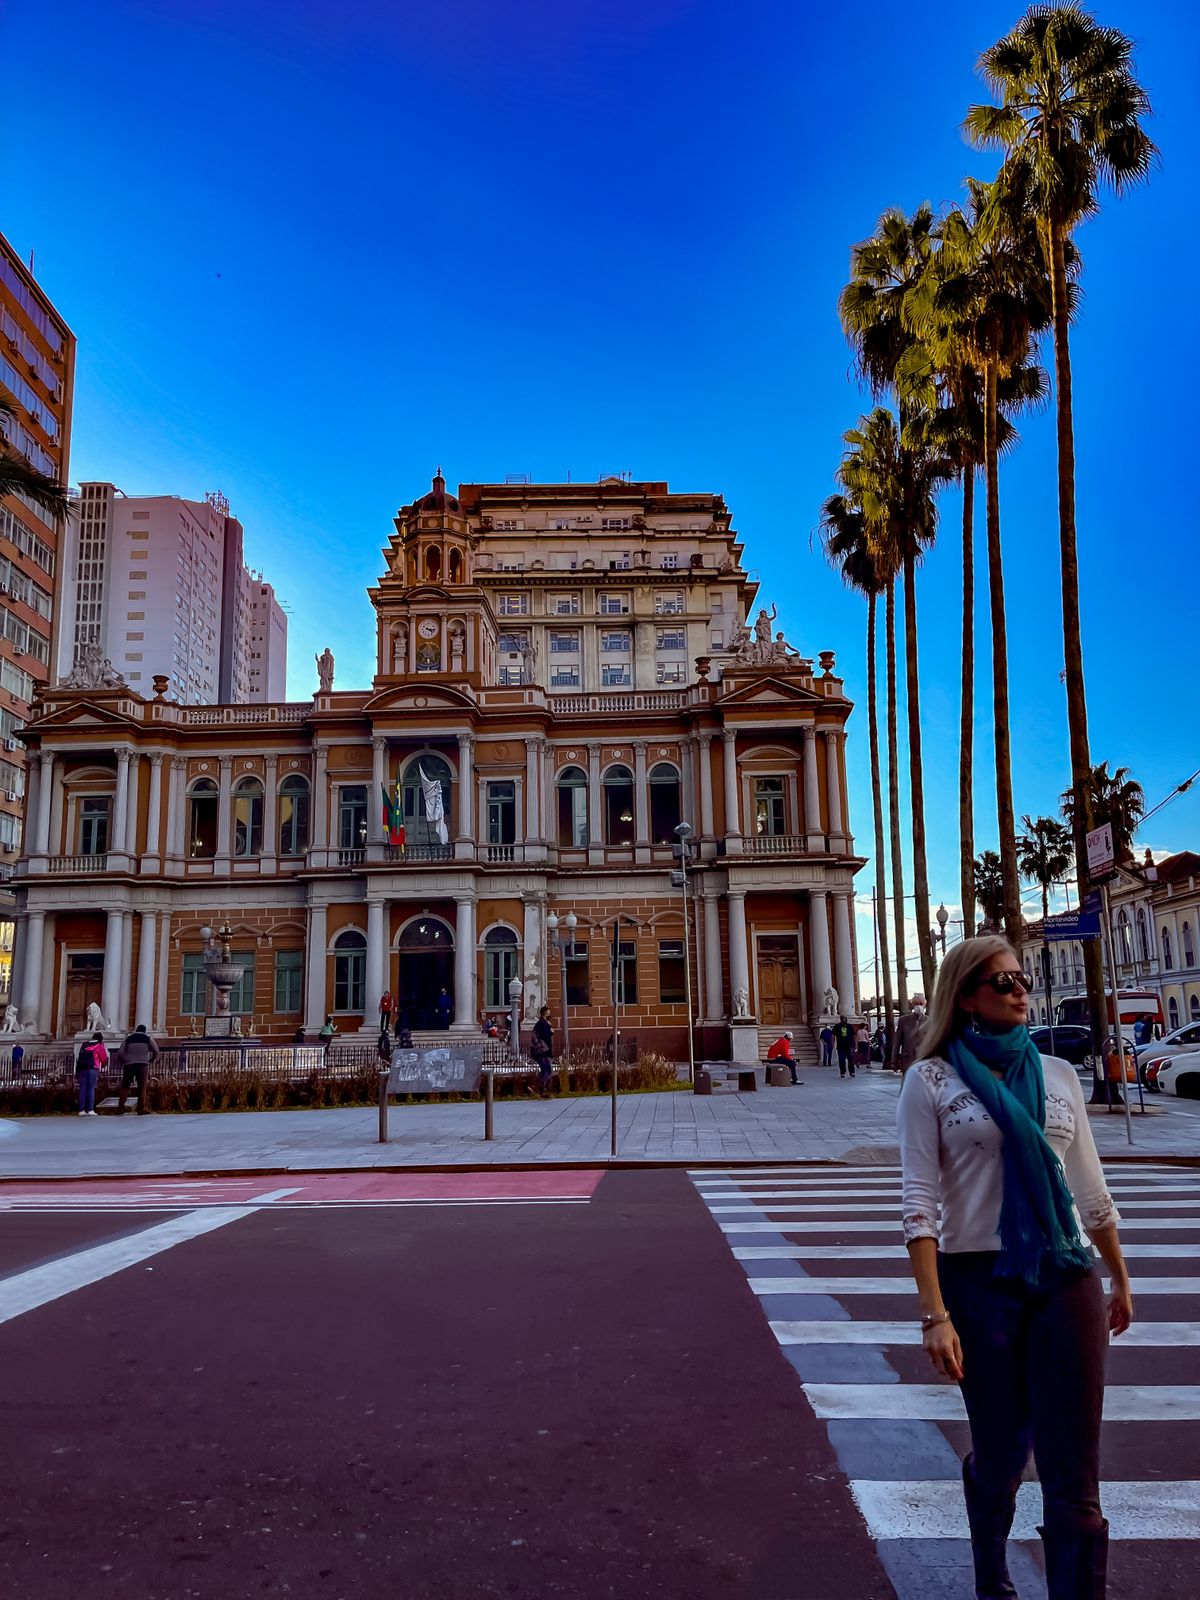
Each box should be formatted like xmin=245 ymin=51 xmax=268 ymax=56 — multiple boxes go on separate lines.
xmin=76 ymin=1032 xmax=107 ymax=1117
xmin=116 ymin=1023 xmax=160 ymax=1115
xmin=833 ymin=1015 xmax=855 ymax=1078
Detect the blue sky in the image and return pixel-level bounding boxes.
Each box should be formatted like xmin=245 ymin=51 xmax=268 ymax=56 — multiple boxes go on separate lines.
xmin=2 ymin=0 xmax=1196 ymax=978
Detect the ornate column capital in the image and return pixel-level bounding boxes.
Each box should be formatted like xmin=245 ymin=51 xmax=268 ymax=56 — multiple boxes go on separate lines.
xmin=372 ymin=734 xmax=387 ymax=752
xmin=457 ymin=731 xmax=476 ymax=752
xmin=170 ymin=755 xmax=187 ymax=773
xmin=116 ymin=747 xmax=130 ymax=768
xmin=632 ymin=740 xmax=647 ymax=756
xmin=218 ymin=754 xmax=233 ymax=772
xmin=697 ymin=732 xmax=712 ymax=750
xmin=148 ymin=752 xmax=164 ymax=769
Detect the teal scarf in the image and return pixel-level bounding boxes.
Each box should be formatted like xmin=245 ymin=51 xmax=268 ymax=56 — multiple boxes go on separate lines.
xmin=946 ymin=1024 xmax=1092 ymax=1285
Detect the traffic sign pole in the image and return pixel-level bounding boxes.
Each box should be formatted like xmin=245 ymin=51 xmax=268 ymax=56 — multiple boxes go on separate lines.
xmin=1099 ymin=881 xmax=1134 ymax=1147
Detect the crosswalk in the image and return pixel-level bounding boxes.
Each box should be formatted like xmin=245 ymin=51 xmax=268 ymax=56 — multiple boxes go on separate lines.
xmin=691 ymin=1161 xmax=1200 ymax=1598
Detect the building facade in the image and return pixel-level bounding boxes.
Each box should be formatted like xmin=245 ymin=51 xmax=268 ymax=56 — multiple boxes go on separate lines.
xmin=55 ymin=485 xmax=287 ymax=706
xmin=0 ymin=230 xmax=76 ymax=997
xmin=246 ymin=574 xmax=287 ymax=703
xmin=11 ymin=475 xmax=861 ymax=1053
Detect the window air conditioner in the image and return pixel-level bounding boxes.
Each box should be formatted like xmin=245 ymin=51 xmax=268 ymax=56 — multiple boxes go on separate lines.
xmin=2 ymin=790 xmax=17 ymax=802
xmin=0 ymin=844 xmax=13 ymax=854
xmin=3 ymin=738 xmax=17 ymax=751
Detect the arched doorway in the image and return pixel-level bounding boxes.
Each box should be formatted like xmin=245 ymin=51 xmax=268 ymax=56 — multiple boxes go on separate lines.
xmin=395 ymin=915 xmax=455 ymax=1029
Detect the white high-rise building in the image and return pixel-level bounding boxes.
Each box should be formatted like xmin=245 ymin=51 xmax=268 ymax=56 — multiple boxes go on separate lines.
xmin=246 ymin=574 xmax=287 ymax=702
xmin=57 ymin=484 xmax=287 ymax=704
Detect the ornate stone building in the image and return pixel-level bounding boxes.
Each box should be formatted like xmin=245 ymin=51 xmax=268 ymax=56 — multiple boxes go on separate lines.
xmin=9 ymin=475 xmax=862 ymax=1056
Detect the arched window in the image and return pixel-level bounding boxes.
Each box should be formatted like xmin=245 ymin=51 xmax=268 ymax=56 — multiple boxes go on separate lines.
xmin=1059 ymin=949 xmax=1069 ymax=986
xmin=1169 ymin=996 xmax=1180 ymax=1030
xmin=401 ymin=754 xmax=453 ymax=847
xmin=332 ymin=928 xmax=366 ymax=1014
xmin=449 ymin=548 xmax=463 ymax=583
xmin=278 ymin=775 xmax=310 ymax=855
xmin=1163 ymin=927 xmax=1174 ymax=971
xmin=1117 ymin=910 xmax=1132 ymax=965
xmin=1136 ymin=908 xmax=1149 ymax=961
xmin=483 ymin=925 xmax=520 ymax=1009
xmin=425 ymin=546 xmax=441 ymax=580
xmin=1185 ymin=922 xmax=1195 ymax=968
xmin=1191 ymin=994 xmax=1200 ymax=1022
xmin=556 ymin=766 xmax=588 ymax=847
xmin=603 ymin=763 xmax=635 ymax=847
xmin=187 ymin=778 xmax=218 ymax=858
xmin=648 ymin=763 xmax=682 ymax=844
xmin=233 ymin=777 xmax=263 ymax=857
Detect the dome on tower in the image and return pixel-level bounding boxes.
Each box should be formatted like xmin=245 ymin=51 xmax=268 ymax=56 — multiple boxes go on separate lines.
xmin=415 ymin=469 xmax=460 ymax=514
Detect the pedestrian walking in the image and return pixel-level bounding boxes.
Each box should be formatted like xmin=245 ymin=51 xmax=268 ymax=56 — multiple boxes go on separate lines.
xmin=898 ymin=935 xmax=1132 ymax=1600
xmin=435 ymin=987 xmax=452 ymax=1030
xmin=855 ymin=1022 xmax=871 ymax=1067
xmin=890 ymin=996 xmax=926 ymax=1073
xmin=75 ymin=1031 xmax=106 ymax=1117
xmin=819 ymin=1023 xmax=834 ymax=1068
xmin=116 ymin=1023 xmax=159 ymax=1115
xmin=530 ymin=1004 xmax=555 ymax=1098
xmin=766 ymin=1030 xmax=801 ymax=1085
xmin=833 ymin=1015 xmax=854 ymax=1077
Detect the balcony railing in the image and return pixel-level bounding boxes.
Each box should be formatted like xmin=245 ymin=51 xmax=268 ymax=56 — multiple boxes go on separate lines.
xmin=742 ymin=833 xmax=807 ymax=857
xmin=383 ymin=843 xmax=453 ymax=864
xmin=485 ymin=843 xmax=516 ymax=864
xmin=337 ymin=848 xmax=366 ymax=868
xmin=48 ymin=852 xmax=109 ymax=872
xmin=550 ymin=690 xmax=687 ymax=713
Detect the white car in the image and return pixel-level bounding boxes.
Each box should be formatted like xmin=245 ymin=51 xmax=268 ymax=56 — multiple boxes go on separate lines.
xmin=1150 ymin=1051 xmax=1200 ymax=1099
xmin=1141 ymin=1020 xmax=1200 ymax=1065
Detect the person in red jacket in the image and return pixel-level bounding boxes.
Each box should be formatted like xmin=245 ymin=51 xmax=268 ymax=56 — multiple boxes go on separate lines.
xmin=766 ymin=1031 xmax=801 ymax=1085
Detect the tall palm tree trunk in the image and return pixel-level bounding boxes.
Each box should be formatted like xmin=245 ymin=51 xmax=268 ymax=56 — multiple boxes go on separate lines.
xmin=903 ymin=555 xmax=935 ymax=995
xmin=1049 ymin=215 xmax=1104 ymax=1044
xmin=867 ymin=593 xmax=894 ymax=1027
xmin=885 ymin=581 xmax=909 ymax=1008
xmin=959 ymin=465 xmax=975 ymax=937
xmin=984 ymin=365 xmax=1021 ymax=947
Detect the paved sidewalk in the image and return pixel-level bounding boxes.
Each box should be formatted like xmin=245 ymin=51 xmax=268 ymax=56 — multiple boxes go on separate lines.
xmin=3 ymin=1065 xmax=1198 ymax=1179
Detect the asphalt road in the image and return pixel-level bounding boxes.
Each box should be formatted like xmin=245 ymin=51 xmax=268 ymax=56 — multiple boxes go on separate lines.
xmin=0 ymin=1169 xmax=891 ymax=1600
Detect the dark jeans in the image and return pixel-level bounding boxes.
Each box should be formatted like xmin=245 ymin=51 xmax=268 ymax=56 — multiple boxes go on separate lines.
xmin=118 ymin=1061 xmax=146 ymax=1114
xmin=837 ymin=1046 xmax=853 ymax=1076
xmin=775 ymin=1053 xmax=798 ymax=1083
xmin=76 ymin=1068 xmax=98 ymax=1112
xmin=939 ymin=1250 xmax=1107 ymax=1536
xmin=820 ymin=1041 xmax=833 ymax=1067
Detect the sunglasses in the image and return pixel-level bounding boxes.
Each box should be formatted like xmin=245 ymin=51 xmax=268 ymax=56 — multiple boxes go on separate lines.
xmin=973 ymin=970 xmax=1033 ymax=996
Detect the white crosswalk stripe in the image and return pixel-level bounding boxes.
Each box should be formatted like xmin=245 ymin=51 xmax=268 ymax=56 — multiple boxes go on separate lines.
xmin=692 ymin=1159 xmax=1200 ymax=1566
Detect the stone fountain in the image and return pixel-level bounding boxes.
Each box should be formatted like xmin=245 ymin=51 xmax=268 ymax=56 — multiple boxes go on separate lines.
xmin=193 ymin=922 xmax=260 ymax=1045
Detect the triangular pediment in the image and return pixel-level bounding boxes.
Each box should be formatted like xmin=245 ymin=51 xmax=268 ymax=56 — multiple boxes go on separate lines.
xmin=24 ymin=697 xmax=143 ymax=732
xmin=717 ymin=674 xmax=823 ymax=708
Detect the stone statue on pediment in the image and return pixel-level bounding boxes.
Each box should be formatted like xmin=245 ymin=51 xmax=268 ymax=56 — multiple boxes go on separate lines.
xmin=316 ymin=647 xmax=335 ymax=692
xmin=732 ymin=603 xmax=800 ymax=668
xmin=62 ymin=642 xmax=126 ymax=690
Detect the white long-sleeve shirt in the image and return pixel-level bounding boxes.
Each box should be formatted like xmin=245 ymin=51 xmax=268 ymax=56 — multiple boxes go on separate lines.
xmin=898 ymin=1054 xmax=1119 ymax=1253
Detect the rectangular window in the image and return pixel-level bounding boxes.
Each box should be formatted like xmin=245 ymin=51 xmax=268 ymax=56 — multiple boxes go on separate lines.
xmin=338 ymin=784 xmax=368 ymax=849
xmin=274 ymin=950 xmax=303 ymax=1013
xmin=601 ymin=631 xmax=631 ymax=653
xmin=656 ymin=629 xmax=685 ymax=652
xmin=655 ymin=593 xmax=684 ymax=615
xmin=553 ymin=595 xmax=580 ymax=615
xmin=656 ymin=663 xmax=684 ymax=684
xmin=78 ymin=795 xmax=111 ymax=855
xmin=229 ymin=954 xmax=256 ymax=1015
xmin=181 ymin=953 xmax=207 ymax=1016
xmin=598 ymin=593 xmax=628 ymax=615
xmin=614 ymin=939 xmax=638 ymax=1004
xmin=486 ymin=779 xmax=516 ymax=845
xmin=660 ymin=554 xmax=678 ymax=570
xmin=492 ymin=518 xmax=524 ymax=531
xmin=601 ymin=663 xmax=631 ymax=687
xmin=566 ymin=941 xmax=590 ymax=1006
xmin=498 ymin=594 xmax=528 ymax=616
xmin=754 ymin=776 xmax=787 ymax=836
xmin=550 ymin=668 xmax=580 ymax=688
xmin=658 ymin=939 xmax=686 ymax=1004
xmin=549 ymin=631 xmax=579 ymax=653
xmin=498 ymin=632 xmax=529 ymax=653
xmin=602 ymin=518 xmax=630 ymax=531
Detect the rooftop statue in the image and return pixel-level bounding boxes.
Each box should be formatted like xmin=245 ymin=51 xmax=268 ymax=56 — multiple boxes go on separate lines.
xmin=62 ymin=642 xmax=126 ymax=690
xmin=731 ymin=604 xmax=800 ymax=668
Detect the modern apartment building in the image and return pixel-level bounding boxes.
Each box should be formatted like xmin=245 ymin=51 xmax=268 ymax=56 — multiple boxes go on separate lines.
xmin=56 ymin=485 xmax=287 ymax=706
xmin=12 ymin=473 xmax=863 ymax=1050
xmin=246 ymin=575 xmax=288 ymax=702
xmin=0 ymin=230 xmax=75 ymax=998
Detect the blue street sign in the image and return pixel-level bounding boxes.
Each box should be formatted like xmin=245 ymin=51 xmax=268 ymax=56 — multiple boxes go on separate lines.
xmin=1043 ymin=892 xmax=1101 ymax=943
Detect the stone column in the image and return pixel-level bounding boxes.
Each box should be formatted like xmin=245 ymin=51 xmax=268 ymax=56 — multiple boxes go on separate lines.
xmin=809 ymin=889 xmax=833 ymax=1015
xmin=145 ymin=754 xmax=164 ymax=864
xmin=825 ymin=729 xmax=844 ymax=837
xmin=833 ymin=891 xmax=856 ymax=1014
xmin=155 ymin=912 xmax=171 ymax=1033
xmin=101 ymin=910 xmax=123 ymax=1025
xmin=454 ymin=896 xmax=476 ymax=1027
xmin=522 ymin=894 xmax=544 ymax=1021
xmin=727 ymin=890 xmax=751 ymax=1016
xmin=304 ymin=904 xmax=327 ymax=1031
xmin=19 ymin=911 xmax=44 ymax=1026
xmin=587 ymin=743 xmax=601 ymax=852
xmin=23 ymin=759 xmax=40 ymax=856
xmin=119 ymin=910 xmax=135 ymax=1029
xmin=165 ymin=757 xmax=186 ymax=865
xmin=215 ymin=756 xmax=233 ymax=869
xmin=262 ymin=755 xmax=278 ymax=865
xmin=36 ymin=914 xmax=54 ymax=1036
xmin=633 ymin=741 xmax=649 ymax=848
xmin=35 ymin=752 xmax=53 ymax=854
xmin=123 ymin=754 xmax=141 ymax=854
xmin=525 ymin=737 xmax=540 ymax=841
xmin=366 ymin=900 xmax=387 ymax=1018
xmin=112 ymin=750 xmax=130 ymax=860
xmin=697 ymin=734 xmax=714 ymax=841
xmin=135 ymin=910 xmax=157 ymax=1027
xmin=803 ymin=726 xmax=823 ymax=850
xmin=48 ymin=763 xmax=65 ymax=857
xmin=312 ymin=748 xmax=329 ymax=853
xmin=703 ymin=888 xmax=723 ymax=1022
xmin=370 ymin=737 xmax=387 ymax=845
xmin=456 ymin=734 xmax=475 ymax=843
xmin=9 ymin=915 xmax=26 ymax=1018
xmin=721 ymin=730 xmax=740 ymax=844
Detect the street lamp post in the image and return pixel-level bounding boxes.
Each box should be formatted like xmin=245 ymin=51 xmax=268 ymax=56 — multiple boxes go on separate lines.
xmin=507 ymin=975 xmax=523 ymax=1056
xmin=929 ymin=902 xmax=949 ymax=969
xmin=545 ymin=909 xmax=578 ymax=1060
xmin=671 ymin=821 xmax=697 ymax=1084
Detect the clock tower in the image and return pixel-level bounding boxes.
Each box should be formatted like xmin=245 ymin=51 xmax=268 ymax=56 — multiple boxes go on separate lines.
xmin=369 ymin=471 xmax=498 ymax=686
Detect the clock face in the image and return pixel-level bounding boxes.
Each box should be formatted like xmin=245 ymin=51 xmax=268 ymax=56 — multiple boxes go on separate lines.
xmin=417 ymin=619 xmax=439 ymax=640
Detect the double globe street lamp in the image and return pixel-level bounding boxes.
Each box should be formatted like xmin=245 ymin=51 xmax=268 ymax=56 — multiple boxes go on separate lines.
xmin=545 ymin=908 xmax=579 ymax=1059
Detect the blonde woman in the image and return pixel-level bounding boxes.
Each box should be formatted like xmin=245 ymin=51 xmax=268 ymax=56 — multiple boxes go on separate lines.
xmin=898 ymin=936 xmax=1132 ymax=1600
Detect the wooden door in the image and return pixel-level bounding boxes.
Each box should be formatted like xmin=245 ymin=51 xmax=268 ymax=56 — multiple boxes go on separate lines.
xmin=64 ymin=969 xmax=103 ymax=1035
xmin=757 ymin=937 xmax=802 ymax=1025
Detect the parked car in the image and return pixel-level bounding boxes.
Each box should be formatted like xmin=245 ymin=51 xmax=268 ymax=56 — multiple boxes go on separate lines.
xmin=1135 ymin=1020 xmax=1200 ymax=1068
xmin=1029 ymin=1025 xmax=1092 ymax=1068
xmin=1151 ymin=1051 xmax=1200 ymax=1099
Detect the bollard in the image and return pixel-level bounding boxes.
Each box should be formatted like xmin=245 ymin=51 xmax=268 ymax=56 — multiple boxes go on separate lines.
xmin=484 ymin=1068 xmax=494 ymax=1141
xmin=377 ymin=1065 xmax=391 ymax=1144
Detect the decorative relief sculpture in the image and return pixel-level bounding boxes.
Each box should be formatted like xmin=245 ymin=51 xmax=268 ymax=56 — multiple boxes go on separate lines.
xmin=728 ymin=603 xmax=802 ymax=668
xmin=62 ymin=642 xmax=126 ymax=689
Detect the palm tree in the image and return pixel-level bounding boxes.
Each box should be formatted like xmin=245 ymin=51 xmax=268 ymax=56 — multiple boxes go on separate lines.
xmin=840 ymin=209 xmax=944 ymax=994
xmin=922 ymin=177 xmax=1054 ymax=947
xmin=966 ymin=3 xmax=1156 ymax=1034
xmin=0 ymin=396 xmax=70 ymax=518
xmin=1062 ymin=762 xmax=1145 ymax=864
xmin=820 ymin=492 xmax=895 ymax=1028
xmin=1017 ymin=814 xmax=1075 ymax=919
xmin=974 ymin=850 xmax=1005 ymax=931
